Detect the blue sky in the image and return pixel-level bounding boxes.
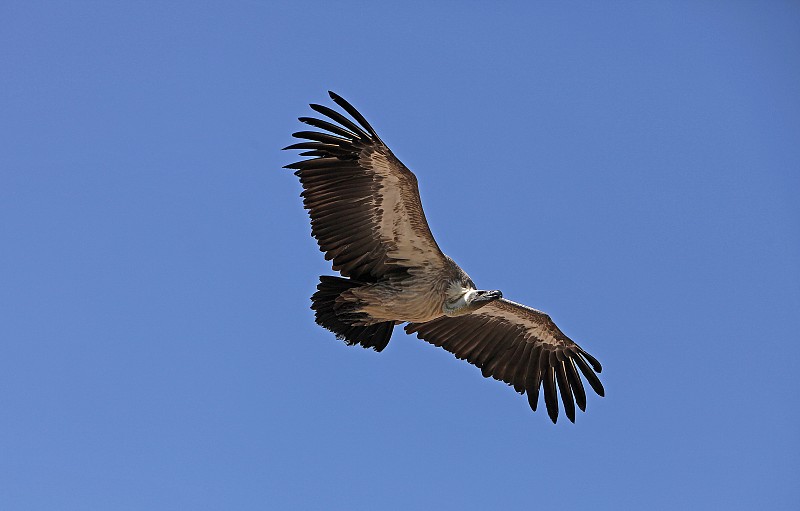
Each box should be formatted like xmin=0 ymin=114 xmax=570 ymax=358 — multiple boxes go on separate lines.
xmin=2 ymin=1 xmax=799 ymax=509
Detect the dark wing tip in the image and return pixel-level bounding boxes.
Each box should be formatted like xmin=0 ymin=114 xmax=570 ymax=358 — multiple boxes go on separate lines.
xmin=595 ymin=382 xmax=606 ymax=398
xmin=578 ymin=347 xmax=603 ymax=373
xmin=326 ymin=91 xmax=380 ymax=139
xmin=543 ymin=366 xmax=559 ymax=423
xmin=282 ymin=143 xmax=306 ymax=151
xmin=555 ymin=358 xmax=576 ymax=423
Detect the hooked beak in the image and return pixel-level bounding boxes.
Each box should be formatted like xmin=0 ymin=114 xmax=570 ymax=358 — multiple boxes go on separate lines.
xmin=474 ymin=289 xmax=503 ymax=303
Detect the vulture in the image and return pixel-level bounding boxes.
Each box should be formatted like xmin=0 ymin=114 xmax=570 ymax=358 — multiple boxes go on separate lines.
xmin=282 ymin=92 xmax=604 ymax=423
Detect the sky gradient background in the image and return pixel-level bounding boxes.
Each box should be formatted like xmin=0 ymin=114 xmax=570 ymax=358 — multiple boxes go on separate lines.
xmin=2 ymin=2 xmax=799 ymax=509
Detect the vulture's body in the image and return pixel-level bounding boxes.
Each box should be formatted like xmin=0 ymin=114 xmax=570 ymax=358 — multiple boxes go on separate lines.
xmin=283 ymin=92 xmax=604 ymax=423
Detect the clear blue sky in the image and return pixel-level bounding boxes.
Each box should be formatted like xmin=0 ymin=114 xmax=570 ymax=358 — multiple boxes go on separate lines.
xmin=2 ymin=2 xmax=798 ymax=509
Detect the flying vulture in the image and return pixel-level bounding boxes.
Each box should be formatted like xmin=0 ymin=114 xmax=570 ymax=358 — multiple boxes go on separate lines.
xmin=282 ymin=92 xmax=604 ymax=423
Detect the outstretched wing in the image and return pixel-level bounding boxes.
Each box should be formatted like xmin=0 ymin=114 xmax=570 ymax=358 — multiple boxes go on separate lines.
xmin=405 ymin=298 xmax=604 ymax=423
xmin=283 ymin=92 xmax=446 ymax=282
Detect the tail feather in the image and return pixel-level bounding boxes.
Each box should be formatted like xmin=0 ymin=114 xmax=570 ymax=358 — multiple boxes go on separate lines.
xmin=310 ymin=276 xmax=394 ymax=352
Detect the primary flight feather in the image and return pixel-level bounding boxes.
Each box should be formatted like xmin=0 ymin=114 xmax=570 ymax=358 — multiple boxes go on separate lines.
xmin=283 ymin=91 xmax=604 ymax=423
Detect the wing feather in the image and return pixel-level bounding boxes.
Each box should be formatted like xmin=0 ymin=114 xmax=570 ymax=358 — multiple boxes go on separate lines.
xmin=473 ymin=328 xmax=508 ymax=368
xmin=405 ymin=298 xmax=604 ymax=423
xmin=555 ymin=358 xmax=576 ymax=423
xmin=511 ymin=342 xmax=534 ymax=394
xmin=525 ymin=345 xmax=544 ymax=411
xmin=284 ymin=92 xmax=446 ymax=281
xmin=298 ymin=117 xmax=360 ymax=139
xmin=308 ymin=103 xmax=371 ymax=140
xmin=329 ymin=91 xmax=380 ymax=138
xmin=543 ymin=362 xmax=559 ymax=423
xmin=565 ymin=357 xmax=587 ymax=412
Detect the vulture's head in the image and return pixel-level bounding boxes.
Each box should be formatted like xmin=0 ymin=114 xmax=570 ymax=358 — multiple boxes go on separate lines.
xmin=443 ymin=284 xmax=503 ymax=316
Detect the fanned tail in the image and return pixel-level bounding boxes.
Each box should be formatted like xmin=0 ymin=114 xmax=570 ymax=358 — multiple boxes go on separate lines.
xmin=310 ymin=276 xmax=394 ymax=352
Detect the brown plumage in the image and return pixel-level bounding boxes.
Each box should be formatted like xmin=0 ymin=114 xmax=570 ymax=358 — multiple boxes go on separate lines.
xmin=283 ymin=92 xmax=604 ymax=423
